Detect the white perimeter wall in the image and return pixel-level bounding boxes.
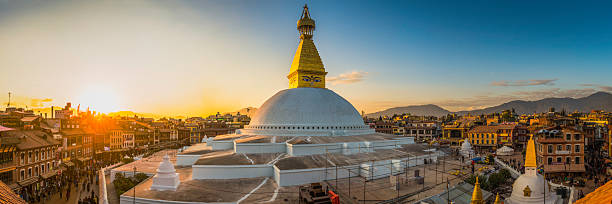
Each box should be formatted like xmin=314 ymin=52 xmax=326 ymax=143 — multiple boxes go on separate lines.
xmin=192 ymin=165 xmax=273 ymax=179
xmin=287 ymin=143 xmax=342 ymax=156
xmin=234 ymin=143 xmax=286 ymax=154
xmin=287 ymin=138 xmax=415 ymax=157
xmin=119 ymin=196 xmax=235 ymax=204
xmin=273 ymin=165 xmax=361 ymax=187
xmin=210 ymin=141 xmax=234 ymax=150
xmin=176 ymin=155 xmax=201 ymax=166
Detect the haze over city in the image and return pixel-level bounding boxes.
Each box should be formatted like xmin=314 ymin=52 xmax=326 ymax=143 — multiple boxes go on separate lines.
xmin=2 ymin=0 xmax=612 ymax=117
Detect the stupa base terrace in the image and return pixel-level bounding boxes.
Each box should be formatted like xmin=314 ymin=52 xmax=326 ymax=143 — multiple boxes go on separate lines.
xmin=120 ymin=134 xmax=444 ymax=204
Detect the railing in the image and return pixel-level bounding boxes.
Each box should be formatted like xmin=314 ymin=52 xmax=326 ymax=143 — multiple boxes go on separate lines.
xmin=494 ymin=157 xmax=520 ymax=178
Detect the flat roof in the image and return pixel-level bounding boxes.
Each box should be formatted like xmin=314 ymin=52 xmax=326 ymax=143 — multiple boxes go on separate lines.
xmin=275 ymin=143 xmax=435 ymax=170
xmin=114 ymin=149 xmax=177 ymax=174
xmin=194 ymin=153 xmax=284 ymax=165
xmin=122 ymin=167 xmax=270 ymax=203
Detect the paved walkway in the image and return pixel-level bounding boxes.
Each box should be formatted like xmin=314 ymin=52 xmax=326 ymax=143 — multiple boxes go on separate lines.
xmin=33 ymin=178 xmax=99 ymax=204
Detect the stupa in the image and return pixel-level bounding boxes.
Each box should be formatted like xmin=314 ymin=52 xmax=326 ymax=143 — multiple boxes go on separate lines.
xmin=150 ymin=154 xmax=180 ymax=191
xmin=460 ymin=139 xmax=475 ymax=159
xmin=505 ymin=136 xmax=561 ymax=204
xmin=119 ymin=5 xmax=440 ymax=203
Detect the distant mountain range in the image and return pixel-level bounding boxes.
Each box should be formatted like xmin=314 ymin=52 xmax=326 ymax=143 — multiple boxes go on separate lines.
xmin=366 ymin=91 xmax=612 ymax=118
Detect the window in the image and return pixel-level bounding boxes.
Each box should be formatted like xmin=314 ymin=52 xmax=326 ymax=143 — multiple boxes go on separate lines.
xmin=28 ymin=152 xmax=32 ymax=163
xmin=574 ymin=134 xmax=581 ymax=140
xmin=566 ymin=157 xmax=571 ymax=164
xmin=556 ymin=157 xmax=562 ymax=163
xmin=20 ymin=153 xmax=24 ymax=165
xmin=20 ymin=170 xmax=25 ymax=181
xmin=575 ymin=145 xmax=580 ymax=153
xmin=547 ymin=157 xmax=552 ymax=165
xmin=566 ymin=145 xmax=571 ymax=151
xmin=41 ymin=164 xmax=45 ymax=174
xmin=575 ymin=157 xmax=580 ymax=164
xmin=547 ymin=145 xmax=553 ymax=153
xmin=566 ymin=134 xmax=571 ymax=140
xmin=28 ymin=168 xmax=32 ymax=178
xmin=557 ymin=145 xmax=562 ymax=151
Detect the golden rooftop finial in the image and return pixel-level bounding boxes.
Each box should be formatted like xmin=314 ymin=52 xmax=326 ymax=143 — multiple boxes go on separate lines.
xmin=297 ymin=4 xmax=315 ymax=40
xmin=471 ymin=177 xmax=484 ymax=204
xmin=525 ymin=134 xmax=537 ymax=168
xmin=288 ymin=4 xmax=327 ymax=89
xmin=493 ymin=193 xmax=502 ymax=204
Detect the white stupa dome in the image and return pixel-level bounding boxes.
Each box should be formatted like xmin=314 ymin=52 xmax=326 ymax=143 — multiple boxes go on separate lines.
xmin=242 ymin=88 xmax=374 ymax=136
xmin=460 ymin=139 xmax=474 ymax=158
xmin=506 ymin=174 xmax=559 ymax=204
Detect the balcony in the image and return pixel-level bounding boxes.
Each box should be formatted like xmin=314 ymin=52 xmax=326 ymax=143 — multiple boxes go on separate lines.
xmin=555 ymin=150 xmax=570 ymax=155
xmin=543 ymin=163 xmax=585 ymax=173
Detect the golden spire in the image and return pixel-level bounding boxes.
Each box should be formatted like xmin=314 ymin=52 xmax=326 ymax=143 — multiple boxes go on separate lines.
xmin=493 ymin=193 xmax=502 ymax=204
xmin=471 ymin=177 xmax=484 ymax=204
xmin=288 ymin=4 xmax=327 ymax=89
xmin=525 ymin=134 xmax=537 ymax=168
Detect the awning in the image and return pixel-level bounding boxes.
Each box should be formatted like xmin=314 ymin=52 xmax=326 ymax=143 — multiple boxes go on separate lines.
xmin=77 ymin=157 xmax=91 ymax=162
xmin=18 ymin=177 xmax=38 ymax=187
xmin=41 ymin=170 xmax=58 ymax=179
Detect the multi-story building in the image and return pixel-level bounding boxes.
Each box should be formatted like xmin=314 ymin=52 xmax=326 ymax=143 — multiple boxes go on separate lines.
xmin=0 ymin=127 xmax=18 ymax=189
xmin=122 ymin=131 xmax=135 ymax=149
xmin=370 ymin=121 xmax=393 ymax=134
xmin=6 ymin=130 xmax=60 ymax=195
xmin=186 ymin=124 xmax=200 ymax=144
xmin=59 ymin=128 xmax=84 ymax=163
xmin=536 ymin=127 xmax=586 ymax=177
xmin=442 ymin=119 xmax=476 ymax=146
xmin=110 ymin=129 xmax=124 ymax=150
xmin=404 ymin=121 xmax=439 ymax=141
xmin=467 ymin=125 xmax=498 ymax=149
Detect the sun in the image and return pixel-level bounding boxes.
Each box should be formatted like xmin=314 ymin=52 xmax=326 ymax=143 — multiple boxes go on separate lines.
xmin=75 ymin=85 xmax=120 ymax=114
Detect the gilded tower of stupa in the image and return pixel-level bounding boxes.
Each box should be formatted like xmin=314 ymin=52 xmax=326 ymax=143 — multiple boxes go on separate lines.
xmin=288 ymin=4 xmax=327 ymax=89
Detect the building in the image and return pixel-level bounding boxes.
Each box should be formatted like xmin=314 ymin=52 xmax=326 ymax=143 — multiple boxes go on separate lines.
xmin=535 ymin=127 xmax=586 ymax=176
xmin=467 ymin=125 xmax=499 ymax=149
xmin=0 ymin=127 xmax=18 ymax=189
xmin=467 ymin=124 xmax=527 ymax=150
xmin=110 ymin=129 xmax=125 ymax=150
xmin=442 ymin=119 xmax=476 ymax=146
xmin=4 ymin=130 xmax=61 ymax=198
xmin=370 ymin=120 xmax=393 ymax=134
xmin=404 ymin=121 xmax=439 ymax=141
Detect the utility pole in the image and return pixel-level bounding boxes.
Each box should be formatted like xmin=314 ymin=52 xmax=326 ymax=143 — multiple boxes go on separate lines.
xmin=348 ymin=167 xmax=351 ymax=198
xmin=7 ymin=92 xmax=11 ymax=108
xmin=133 ymin=166 xmax=137 ymax=204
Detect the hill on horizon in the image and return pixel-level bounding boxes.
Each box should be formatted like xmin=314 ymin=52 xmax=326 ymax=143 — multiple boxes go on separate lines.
xmin=366 ymin=91 xmax=612 ymax=118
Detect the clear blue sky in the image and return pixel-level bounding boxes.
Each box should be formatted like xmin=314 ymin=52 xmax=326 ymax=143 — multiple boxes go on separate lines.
xmin=1 ymin=0 xmax=611 ymax=115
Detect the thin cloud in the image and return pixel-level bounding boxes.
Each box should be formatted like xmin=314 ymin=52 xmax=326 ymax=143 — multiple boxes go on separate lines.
xmin=30 ymin=98 xmax=53 ymax=108
xmin=327 ymin=71 xmax=368 ymax=85
xmin=491 ymin=79 xmax=557 ymax=87
xmin=579 ymin=84 xmax=612 ymax=92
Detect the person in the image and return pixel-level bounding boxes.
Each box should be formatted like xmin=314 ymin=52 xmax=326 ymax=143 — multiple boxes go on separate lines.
xmin=66 ymin=188 xmax=70 ymax=201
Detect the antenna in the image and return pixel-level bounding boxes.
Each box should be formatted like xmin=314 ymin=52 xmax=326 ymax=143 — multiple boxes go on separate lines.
xmin=7 ymin=92 xmax=11 ymax=108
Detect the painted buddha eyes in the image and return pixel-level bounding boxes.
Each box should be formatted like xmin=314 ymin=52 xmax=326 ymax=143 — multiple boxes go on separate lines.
xmin=302 ymin=76 xmax=321 ymax=82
